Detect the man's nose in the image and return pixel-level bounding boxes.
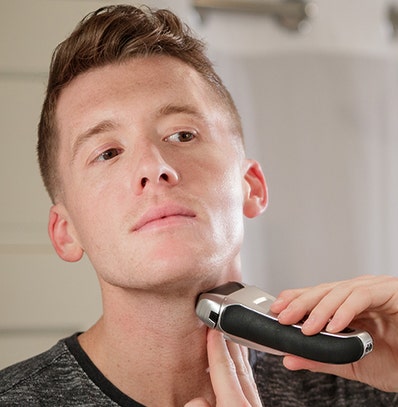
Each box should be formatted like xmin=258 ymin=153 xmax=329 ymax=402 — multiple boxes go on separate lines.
xmin=133 ymin=144 xmax=179 ymax=194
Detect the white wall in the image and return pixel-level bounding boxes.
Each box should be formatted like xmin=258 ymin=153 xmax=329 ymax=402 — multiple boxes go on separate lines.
xmin=1 ymin=0 xmax=398 ymax=367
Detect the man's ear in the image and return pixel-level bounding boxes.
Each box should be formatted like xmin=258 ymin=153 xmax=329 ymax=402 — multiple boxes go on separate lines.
xmin=48 ymin=204 xmax=84 ymax=262
xmin=243 ymin=159 xmax=268 ymax=218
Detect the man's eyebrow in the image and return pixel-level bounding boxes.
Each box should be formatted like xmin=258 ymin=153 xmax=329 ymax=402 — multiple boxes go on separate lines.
xmin=71 ymin=105 xmax=204 ymax=160
xmin=71 ymin=119 xmax=118 ymax=161
xmin=157 ymin=103 xmax=206 ymax=121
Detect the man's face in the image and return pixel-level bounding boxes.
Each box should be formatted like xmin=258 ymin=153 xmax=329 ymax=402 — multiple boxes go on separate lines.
xmin=53 ymin=56 xmax=257 ymax=292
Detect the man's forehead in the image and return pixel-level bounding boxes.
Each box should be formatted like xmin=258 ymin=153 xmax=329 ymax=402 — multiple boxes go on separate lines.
xmin=55 ymin=56 xmax=222 ymax=129
xmin=59 ymin=55 xmax=203 ymax=94
xmin=58 ymin=56 xmax=211 ymax=109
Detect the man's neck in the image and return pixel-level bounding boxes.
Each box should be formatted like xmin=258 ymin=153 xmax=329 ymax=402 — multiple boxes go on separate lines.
xmin=78 ymin=283 xmax=218 ymax=406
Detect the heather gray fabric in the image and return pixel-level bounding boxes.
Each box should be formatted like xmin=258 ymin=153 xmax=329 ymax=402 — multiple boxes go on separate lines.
xmin=253 ymin=351 xmax=398 ymax=406
xmin=0 ymin=334 xmax=143 ymax=407
xmin=1 ymin=334 xmax=397 ymax=406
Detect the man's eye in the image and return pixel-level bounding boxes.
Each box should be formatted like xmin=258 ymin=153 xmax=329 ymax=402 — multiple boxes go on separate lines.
xmin=96 ymin=148 xmax=121 ymax=161
xmin=166 ymin=131 xmax=195 ymax=143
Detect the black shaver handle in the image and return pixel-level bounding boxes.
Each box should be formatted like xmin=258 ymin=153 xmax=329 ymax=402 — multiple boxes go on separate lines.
xmin=220 ymin=304 xmax=365 ymax=364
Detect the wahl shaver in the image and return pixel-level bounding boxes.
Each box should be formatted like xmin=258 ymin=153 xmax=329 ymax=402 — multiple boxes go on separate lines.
xmin=196 ymin=282 xmax=373 ymax=364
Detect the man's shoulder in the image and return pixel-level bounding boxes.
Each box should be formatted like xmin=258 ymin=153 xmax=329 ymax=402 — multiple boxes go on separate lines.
xmin=0 ymin=336 xmax=84 ymax=405
xmin=0 ymin=338 xmax=70 ymax=389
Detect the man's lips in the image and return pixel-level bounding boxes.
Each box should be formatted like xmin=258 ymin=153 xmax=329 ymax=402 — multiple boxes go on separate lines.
xmin=132 ymin=205 xmax=196 ymax=232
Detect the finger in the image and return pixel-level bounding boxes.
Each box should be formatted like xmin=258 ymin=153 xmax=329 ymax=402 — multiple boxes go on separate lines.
xmin=240 ymin=346 xmax=256 ymax=382
xmin=207 ymin=330 xmax=261 ymax=406
xmin=270 ymin=288 xmax=306 ymax=314
xmin=225 ymin=340 xmax=259 ymax=405
xmin=276 ymin=283 xmax=337 ymax=326
xmin=323 ymin=287 xmax=372 ymax=333
xmin=300 ymin=283 xmax=356 ymax=335
xmin=184 ymin=398 xmax=211 ymax=407
xmin=275 ymin=276 xmax=384 ymax=334
xmin=326 ymin=276 xmax=398 ymax=332
xmin=207 ymin=330 xmax=247 ymax=403
xmin=282 ymin=355 xmax=353 ymax=379
xmin=300 ymin=276 xmax=397 ymax=334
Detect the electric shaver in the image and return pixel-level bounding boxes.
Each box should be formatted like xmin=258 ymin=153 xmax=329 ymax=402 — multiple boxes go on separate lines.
xmin=196 ymin=282 xmax=373 ymax=364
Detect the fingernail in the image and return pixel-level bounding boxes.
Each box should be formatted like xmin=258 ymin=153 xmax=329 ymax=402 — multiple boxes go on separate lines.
xmin=277 ymin=308 xmax=290 ymax=322
xmin=273 ymin=298 xmax=284 ymax=306
xmin=326 ymin=320 xmax=337 ymax=332
xmin=271 ymin=298 xmax=284 ymax=312
xmin=302 ymin=314 xmax=316 ymax=329
xmin=277 ymin=309 xmax=287 ymax=319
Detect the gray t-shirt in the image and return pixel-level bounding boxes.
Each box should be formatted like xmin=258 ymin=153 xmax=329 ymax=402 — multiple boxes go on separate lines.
xmin=0 ymin=333 xmax=397 ymax=406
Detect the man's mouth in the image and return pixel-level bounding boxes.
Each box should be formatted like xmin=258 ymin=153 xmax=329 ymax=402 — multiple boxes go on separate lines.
xmin=132 ymin=204 xmax=196 ymax=232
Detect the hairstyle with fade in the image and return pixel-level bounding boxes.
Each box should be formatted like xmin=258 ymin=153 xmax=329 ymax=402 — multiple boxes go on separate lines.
xmin=37 ymin=4 xmax=242 ymax=203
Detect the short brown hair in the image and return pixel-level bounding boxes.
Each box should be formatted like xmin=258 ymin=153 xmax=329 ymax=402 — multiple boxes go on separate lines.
xmin=37 ymin=4 xmax=242 ymax=202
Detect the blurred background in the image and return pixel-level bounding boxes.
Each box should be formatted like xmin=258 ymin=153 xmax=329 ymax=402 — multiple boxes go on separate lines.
xmin=1 ymin=0 xmax=398 ymax=368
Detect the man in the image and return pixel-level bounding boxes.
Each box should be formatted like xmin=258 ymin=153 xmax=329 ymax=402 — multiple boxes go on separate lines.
xmin=0 ymin=5 xmax=397 ymax=406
